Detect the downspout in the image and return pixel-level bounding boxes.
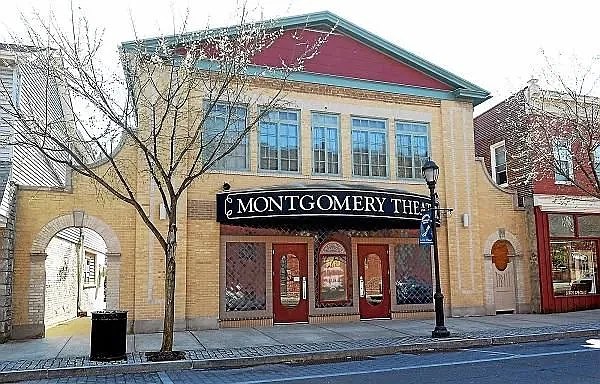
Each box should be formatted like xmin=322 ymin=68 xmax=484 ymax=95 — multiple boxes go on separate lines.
xmin=76 ymin=228 xmax=83 ymax=316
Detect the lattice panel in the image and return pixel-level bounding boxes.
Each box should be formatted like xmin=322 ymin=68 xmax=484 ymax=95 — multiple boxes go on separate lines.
xmin=394 ymin=244 xmax=433 ymax=304
xmin=225 ymin=242 xmax=266 ymax=311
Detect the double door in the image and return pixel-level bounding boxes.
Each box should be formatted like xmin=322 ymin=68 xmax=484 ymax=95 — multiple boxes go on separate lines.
xmin=272 ymin=243 xmax=391 ymax=322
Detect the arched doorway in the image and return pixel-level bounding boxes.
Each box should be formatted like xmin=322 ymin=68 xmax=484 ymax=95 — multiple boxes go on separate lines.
xmin=483 ymin=230 xmax=524 ymax=315
xmin=28 ymin=211 xmax=121 ymax=338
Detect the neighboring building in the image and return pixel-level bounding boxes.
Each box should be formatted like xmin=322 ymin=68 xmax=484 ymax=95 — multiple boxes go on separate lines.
xmin=10 ymin=12 xmax=531 ymax=339
xmin=474 ymin=80 xmax=600 ymax=313
xmin=0 ymin=44 xmax=73 ymax=341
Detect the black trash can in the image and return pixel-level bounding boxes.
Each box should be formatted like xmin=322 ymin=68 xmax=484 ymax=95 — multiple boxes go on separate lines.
xmin=90 ymin=310 xmax=127 ymax=361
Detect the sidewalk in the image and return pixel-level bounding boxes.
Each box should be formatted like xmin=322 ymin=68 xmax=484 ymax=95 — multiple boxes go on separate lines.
xmin=1 ymin=310 xmax=599 ymax=382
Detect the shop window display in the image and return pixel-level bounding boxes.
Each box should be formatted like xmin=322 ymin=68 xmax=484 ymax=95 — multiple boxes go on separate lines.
xmin=551 ymin=240 xmax=597 ymax=296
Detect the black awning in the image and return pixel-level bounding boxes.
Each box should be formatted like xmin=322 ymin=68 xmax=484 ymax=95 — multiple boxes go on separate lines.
xmin=216 ymin=182 xmax=434 ymax=228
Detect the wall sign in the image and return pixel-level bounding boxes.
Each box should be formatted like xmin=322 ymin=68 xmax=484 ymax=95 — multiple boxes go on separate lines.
xmin=216 ymin=187 xmax=437 ymax=224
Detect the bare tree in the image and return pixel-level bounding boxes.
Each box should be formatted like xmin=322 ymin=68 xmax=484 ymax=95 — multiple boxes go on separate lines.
xmin=0 ymin=5 xmax=331 ymax=353
xmin=490 ymin=56 xmax=600 ymax=201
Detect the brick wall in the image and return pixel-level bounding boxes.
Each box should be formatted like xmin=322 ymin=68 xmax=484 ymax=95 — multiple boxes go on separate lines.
xmin=0 ymin=187 xmax=16 ymax=343
xmin=474 ymin=90 xmax=533 ymax=199
xmin=44 ymin=237 xmax=77 ymax=327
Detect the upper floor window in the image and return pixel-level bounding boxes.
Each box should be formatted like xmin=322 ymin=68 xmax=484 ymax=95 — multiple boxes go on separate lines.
xmin=351 ymin=117 xmax=387 ymax=177
xmin=553 ymin=139 xmax=572 ymax=183
xmin=259 ymin=110 xmax=299 ymax=172
xmin=490 ymin=141 xmax=508 ymax=186
xmin=396 ymin=122 xmax=429 ymax=179
xmin=312 ymin=113 xmax=339 ymax=175
xmin=205 ymin=103 xmax=248 ymax=170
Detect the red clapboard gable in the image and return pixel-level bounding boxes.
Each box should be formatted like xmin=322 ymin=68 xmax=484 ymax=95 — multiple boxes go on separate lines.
xmin=252 ymin=29 xmax=452 ymax=91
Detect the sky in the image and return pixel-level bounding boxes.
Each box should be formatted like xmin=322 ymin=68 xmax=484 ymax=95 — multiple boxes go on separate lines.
xmin=2 ymin=0 xmax=600 ymax=115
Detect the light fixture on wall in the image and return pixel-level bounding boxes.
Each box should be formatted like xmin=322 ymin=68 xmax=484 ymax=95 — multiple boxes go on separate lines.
xmin=462 ymin=213 xmax=470 ymax=228
xmin=72 ymin=210 xmax=85 ymax=228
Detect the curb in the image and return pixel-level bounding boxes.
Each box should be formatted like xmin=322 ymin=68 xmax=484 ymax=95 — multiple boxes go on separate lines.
xmin=1 ymin=329 xmax=599 ymax=383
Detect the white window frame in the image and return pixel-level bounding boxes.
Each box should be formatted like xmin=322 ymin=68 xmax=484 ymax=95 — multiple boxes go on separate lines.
xmin=204 ymin=102 xmax=249 ymax=171
xmin=490 ymin=140 xmax=508 ymax=187
xmin=311 ymin=112 xmax=341 ymax=176
xmin=395 ymin=121 xmax=430 ymax=180
xmin=258 ymin=109 xmax=301 ymax=173
xmin=351 ymin=116 xmax=389 ymax=178
xmin=553 ymin=138 xmax=573 ymax=185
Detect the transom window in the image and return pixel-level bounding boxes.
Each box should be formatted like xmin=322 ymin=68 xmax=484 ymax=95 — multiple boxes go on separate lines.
xmin=396 ymin=122 xmax=429 ymax=179
xmin=259 ymin=110 xmax=300 ymax=172
xmin=553 ymin=139 xmax=572 ymax=182
xmin=490 ymin=141 xmax=508 ymax=186
xmin=312 ymin=113 xmax=339 ymax=175
xmin=351 ymin=117 xmax=387 ymax=177
xmin=204 ymin=103 xmax=248 ymax=170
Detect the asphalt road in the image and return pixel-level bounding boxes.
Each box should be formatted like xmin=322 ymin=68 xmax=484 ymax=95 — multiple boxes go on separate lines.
xmin=23 ymin=337 xmax=600 ymax=383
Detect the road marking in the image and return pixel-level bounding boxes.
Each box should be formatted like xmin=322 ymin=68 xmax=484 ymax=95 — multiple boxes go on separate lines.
xmin=158 ymin=371 xmax=175 ymax=384
xmin=460 ymin=349 xmax=517 ymax=356
xmin=229 ymin=348 xmax=598 ymax=384
xmin=585 ymin=339 xmax=600 ymax=349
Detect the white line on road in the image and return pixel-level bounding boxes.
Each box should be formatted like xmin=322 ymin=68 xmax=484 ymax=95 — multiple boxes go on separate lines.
xmin=459 ymin=349 xmax=517 ymax=356
xmin=158 ymin=371 xmax=175 ymax=384
xmin=229 ymin=348 xmax=598 ymax=384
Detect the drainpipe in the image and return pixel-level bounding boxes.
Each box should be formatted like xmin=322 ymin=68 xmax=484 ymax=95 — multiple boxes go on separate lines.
xmin=76 ymin=227 xmax=84 ymax=316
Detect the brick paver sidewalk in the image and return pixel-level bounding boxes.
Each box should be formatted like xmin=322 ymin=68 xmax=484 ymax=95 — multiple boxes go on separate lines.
xmin=1 ymin=321 xmax=600 ymax=383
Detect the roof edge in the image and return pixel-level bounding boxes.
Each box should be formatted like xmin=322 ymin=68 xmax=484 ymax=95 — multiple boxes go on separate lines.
xmin=121 ymin=10 xmax=490 ymax=106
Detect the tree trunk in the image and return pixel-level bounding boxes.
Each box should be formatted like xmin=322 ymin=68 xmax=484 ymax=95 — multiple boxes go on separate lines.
xmin=161 ymin=222 xmax=177 ymax=352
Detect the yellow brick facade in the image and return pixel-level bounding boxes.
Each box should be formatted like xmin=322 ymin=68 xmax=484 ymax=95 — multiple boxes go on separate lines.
xmin=9 ymin=80 xmax=531 ymax=338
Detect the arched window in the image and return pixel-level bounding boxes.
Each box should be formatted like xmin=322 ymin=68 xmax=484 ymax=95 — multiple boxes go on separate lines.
xmin=319 ymin=241 xmax=349 ymax=303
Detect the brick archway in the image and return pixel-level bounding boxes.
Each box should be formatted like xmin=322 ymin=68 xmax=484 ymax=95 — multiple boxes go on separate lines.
xmin=27 ymin=211 xmax=122 ymax=337
xmin=31 ymin=212 xmax=121 ymax=254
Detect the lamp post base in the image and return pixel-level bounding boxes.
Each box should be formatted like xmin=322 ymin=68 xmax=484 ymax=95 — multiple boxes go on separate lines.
xmin=432 ymin=326 xmax=450 ymax=338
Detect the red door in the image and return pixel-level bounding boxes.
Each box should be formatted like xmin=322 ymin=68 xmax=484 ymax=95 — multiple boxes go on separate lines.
xmin=272 ymin=244 xmax=309 ymax=323
xmin=358 ymin=244 xmax=390 ymax=319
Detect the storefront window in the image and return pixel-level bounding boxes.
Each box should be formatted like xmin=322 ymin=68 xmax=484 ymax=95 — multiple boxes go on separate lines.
xmin=225 ymin=242 xmax=266 ymax=311
xmin=551 ymin=240 xmax=597 ymax=296
xmin=319 ymin=241 xmax=348 ymax=303
xmin=578 ymin=215 xmax=600 ymax=237
xmin=548 ymin=214 xmax=575 ymax=237
xmin=394 ymin=244 xmax=433 ymax=305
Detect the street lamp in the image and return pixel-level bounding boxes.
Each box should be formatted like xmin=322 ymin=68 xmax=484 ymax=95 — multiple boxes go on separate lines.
xmin=422 ymin=159 xmax=450 ymax=338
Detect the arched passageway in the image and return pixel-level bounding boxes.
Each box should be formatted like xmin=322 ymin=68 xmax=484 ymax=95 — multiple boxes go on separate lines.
xmin=27 ymin=211 xmax=121 ymax=338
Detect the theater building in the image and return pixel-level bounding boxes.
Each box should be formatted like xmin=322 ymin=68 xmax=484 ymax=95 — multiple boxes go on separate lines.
xmin=9 ymin=11 xmax=533 ymax=338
